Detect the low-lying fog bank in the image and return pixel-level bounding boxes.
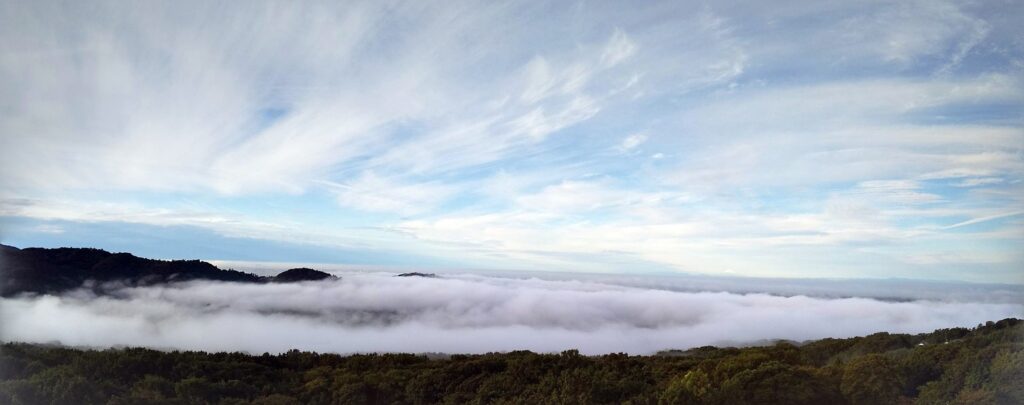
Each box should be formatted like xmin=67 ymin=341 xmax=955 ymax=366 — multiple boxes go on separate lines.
xmin=2 ymin=273 xmax=1020 ymax=355
xmin=213 ymin=261 xmax=1024 ymax=304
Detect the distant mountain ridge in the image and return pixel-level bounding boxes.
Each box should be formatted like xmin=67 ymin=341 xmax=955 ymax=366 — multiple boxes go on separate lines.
xmin=0 ymin=244 xmax=336 ymax=297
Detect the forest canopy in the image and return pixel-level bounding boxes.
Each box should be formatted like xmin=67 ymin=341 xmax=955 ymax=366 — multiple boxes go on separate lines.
xmin=1 ymin=318 xmax=1020 ymax=404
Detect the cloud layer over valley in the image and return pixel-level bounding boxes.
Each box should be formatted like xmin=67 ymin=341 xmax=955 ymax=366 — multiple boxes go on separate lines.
xmin=2 ymin=274 xmax=1019 ymax=355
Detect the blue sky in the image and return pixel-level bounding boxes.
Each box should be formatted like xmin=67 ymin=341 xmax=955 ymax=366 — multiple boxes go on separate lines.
xmin=0 ymin=0 xmax=1021 ymax=283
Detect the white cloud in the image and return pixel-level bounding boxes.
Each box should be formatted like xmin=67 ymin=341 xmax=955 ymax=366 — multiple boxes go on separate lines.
xmin=600 ymin=29 xmax=637 ymax=67
xmin=393 ymin=174 xmax=1021 ymax=281
xmin=665 ymin=76 xmax=1024 ymax=190
xmin=620 ymin=133 xmax=647 ymax=150
xmin=0 ymin=2 xmax=640 ymax=195
xmin=30 ymin=224 xmax=64 ymax=234
xmin=835 ymin=0 xmax=988 ymax=66
xmin=520 ymin=57 xmax=559 ymax=104
xmin=942 ymin=211 xmax=1024 ymax=230
xmin=515 ymin=180 xmax=623 ymax=213
xmin=954 ymin=177 xmax=1004 ymax=187
xmin=851 ymin=180 xmax=943 ymax=205
xmin=0 ymin=0 xmax=1020 ymax=284
xmin=323 ymin=174 xmax=458 ymax=216
xmin=2 ymin=275 xmax=1019 ymax=355
xmin=0 ymin=197 xmax=400 ymax=251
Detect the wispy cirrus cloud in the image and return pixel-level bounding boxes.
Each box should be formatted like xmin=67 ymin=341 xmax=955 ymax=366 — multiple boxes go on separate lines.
xmin=1 ymin=0 xmax=1022 ymax=283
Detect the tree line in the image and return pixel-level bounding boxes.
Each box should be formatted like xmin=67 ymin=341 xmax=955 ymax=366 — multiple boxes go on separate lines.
xmin=1 ymin=319 xmax=1020 ymax=404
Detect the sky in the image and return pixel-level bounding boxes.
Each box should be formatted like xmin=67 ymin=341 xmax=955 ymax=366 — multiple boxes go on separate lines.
xmin=1 ymin=0 xmax=1022 ymax=284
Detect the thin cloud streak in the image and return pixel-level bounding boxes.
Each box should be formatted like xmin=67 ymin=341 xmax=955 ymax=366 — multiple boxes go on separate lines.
xmin=942 ymin=211 xmax=1024 ymax=230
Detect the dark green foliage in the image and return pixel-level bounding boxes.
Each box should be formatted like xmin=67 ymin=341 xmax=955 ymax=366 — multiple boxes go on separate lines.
xmin=714 ymin=361 xmax=843 ymax=405
xmin=272 ymin=268 xmax=336 ymax=282
xmin=0 ymin=319 xmax=1020 ymax=404
xmin=840 ymin=354 xmax=902 ymax=405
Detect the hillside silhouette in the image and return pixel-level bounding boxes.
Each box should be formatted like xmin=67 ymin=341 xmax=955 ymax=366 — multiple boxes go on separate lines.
xmin=0 ymin=244 xmax=335 ymax=297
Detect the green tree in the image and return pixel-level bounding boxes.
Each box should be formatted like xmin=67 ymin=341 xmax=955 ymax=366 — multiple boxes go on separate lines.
xmin=988 ymin=349 xmax=1024 ymax=404
xmin=714 ymin=361 xmax=844 ymax=405
xmin=128 ymin=374 xmax=175 ymax=400
xmin=841 ymin=354 xmax=902 ymax=405
xmin=659 ymin=369 xmax=709 ymax=404
xmin=175 ymin=377 xmax=215 ymax=404
xmin=250 ymin=394 xmax=303 ymax=405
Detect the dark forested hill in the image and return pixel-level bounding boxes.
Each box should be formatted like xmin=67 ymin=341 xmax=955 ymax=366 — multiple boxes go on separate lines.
xmin=1 ymin=319 xmax=1021 ymax=405
xmin=396 ymin=272 xmax=438 ymax=278
xmin=272 ymin=267 xmax=336 ymax=283
xmin=0 ymin=245 xmax=335 ymax=297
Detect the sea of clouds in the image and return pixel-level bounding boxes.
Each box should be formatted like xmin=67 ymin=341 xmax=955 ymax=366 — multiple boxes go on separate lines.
xmin=1 ymin=273 xmax=1021 ymax=355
